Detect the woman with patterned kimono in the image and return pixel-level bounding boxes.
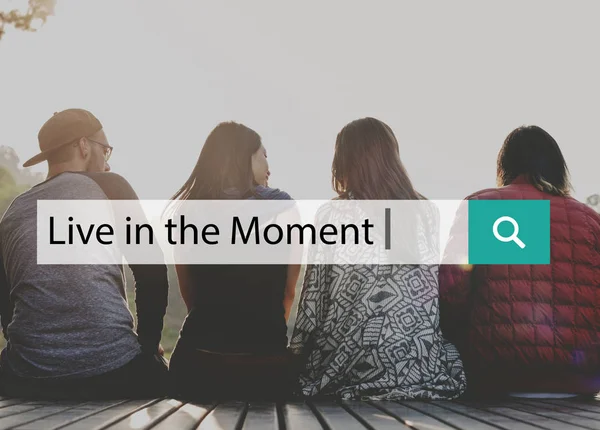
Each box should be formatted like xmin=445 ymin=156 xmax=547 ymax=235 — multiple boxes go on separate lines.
xmin=289 ymin=117 xmax=467 ymax=400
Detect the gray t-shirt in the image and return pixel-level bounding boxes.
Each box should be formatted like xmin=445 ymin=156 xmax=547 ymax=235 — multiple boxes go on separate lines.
xmin=0 ymin=172 xmax=169 ymax=379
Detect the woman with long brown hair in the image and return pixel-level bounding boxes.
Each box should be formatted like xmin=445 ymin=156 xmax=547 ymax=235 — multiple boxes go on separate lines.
xmin=289 ymin=117 xmax=466 ymax=400
xmin=168 ymin=121 xmax=301 ymax=400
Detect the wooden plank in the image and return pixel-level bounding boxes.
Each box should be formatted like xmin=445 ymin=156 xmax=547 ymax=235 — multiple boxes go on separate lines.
xmin=0 ymin=404 xmax=42 ymax=419
xmin=197 ymin=402 xmax=247 ymax=430
xmin=520 ymin=399 xmax=600 ymax=419
xmin=470 ymin=404 xmax=584 ymax=430
xmin=151 ymin=403 xmax=214 ymax=430
xmin=342 ymin=401 xmax=411 ymax=429
xmin=58 ymin=400 xmax=158 ymax=430
xmin=241 ymin=402 xmax=279 ymax=430
xmin=561 ymin=398 xmax=600 ymax=406
xmin=310 ymin=401 xmax=366 ymax=430
xmin=15 ymin=401 xmax=127 ymax=430
xmin=400 ymin=401 xmax=499 ymax=430
xmin=283 ymin=402 xmax=323 ymax=430
xmin=0 ymin=399 xmax=30 ymax=409
xmin=438 ymin=401 xmax=541 ymax=430
xmin=0 ymin=403 xmax=83 ymax=429
xmin=507 ymin=401 xmax=600 ymax=429
xmin=7 ymin=398 xmax=600 ymax=430
xmin=368 ymin=401 xmax=455 ymax=430
xmin=104 ymin=399 xmax=183 ymax=430
xmin=539 ymin=399 xmax=600 ymax=414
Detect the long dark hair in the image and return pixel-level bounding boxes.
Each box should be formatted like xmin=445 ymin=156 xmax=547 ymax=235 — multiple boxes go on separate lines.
xmin=497 ymin=125 xmax=572 ymax=196
xmin=332 ymin=117 xmax=422 ymax=200
xmin=171 ymin=121 xmax=262 ymax=202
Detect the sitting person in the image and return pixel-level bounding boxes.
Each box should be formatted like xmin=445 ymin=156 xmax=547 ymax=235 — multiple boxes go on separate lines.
xmin=0 ymin=109 xmax=169 ymax=399
xmin=168 ymin=121 xmax=301 ymax=400
xmin=439 ymin=125 xmax=600 ymax=396
xmin=289 ymin=117 xmax=467 ymax=400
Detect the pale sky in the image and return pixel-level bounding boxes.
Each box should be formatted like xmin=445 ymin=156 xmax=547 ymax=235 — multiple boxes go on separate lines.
xmin=1 ymin=0 xmax=599 ymax=201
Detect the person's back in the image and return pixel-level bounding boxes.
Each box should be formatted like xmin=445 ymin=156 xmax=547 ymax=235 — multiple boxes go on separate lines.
xmin=0 ymin=109 xmax=169 ymax=399
xmin=291 ymin=262 xmax=467 ymax=399
xmin=440 ymin=178 xmax=600 ymax=394
xmin=0 ymin=173 xmax=142 ymax=378
xmin=290 ymin=117 xmax=467 ymax=400
xmin=168 ymin=122 xmax=301 ymax=400
xmin=439 ymin=125 xmax=600 ymax=395
xmin=179 ymin=185 xmax=292 ymax=353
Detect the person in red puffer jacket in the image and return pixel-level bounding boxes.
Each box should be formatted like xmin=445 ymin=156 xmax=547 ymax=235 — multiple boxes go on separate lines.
xmin=439 ymin=125 xmax=600 ymax=396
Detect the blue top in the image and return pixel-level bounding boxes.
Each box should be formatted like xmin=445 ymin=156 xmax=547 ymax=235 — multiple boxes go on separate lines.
xmin=222 ymin=185 xmax=291 ymax=201
xmin=251 ymin=185 xmax=292 ymax=200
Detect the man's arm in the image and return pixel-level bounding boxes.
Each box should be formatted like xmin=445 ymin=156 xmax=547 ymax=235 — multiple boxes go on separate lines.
xmin=80 ymin=172 xmax=169 ymax=354
xmin=129 ymin=262 xmax=169 ymax=354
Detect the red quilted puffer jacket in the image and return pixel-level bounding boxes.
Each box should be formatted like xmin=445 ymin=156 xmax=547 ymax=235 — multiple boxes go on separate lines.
xmin=439 ymin=176 xmax=600 ymax=394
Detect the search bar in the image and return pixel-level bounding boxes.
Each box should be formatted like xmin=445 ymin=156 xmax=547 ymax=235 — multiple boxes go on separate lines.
xmin=35 ymin=199 xmax=550 ymax=265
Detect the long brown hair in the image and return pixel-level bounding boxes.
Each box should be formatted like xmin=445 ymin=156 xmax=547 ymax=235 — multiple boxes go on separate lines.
xmin=171 ymin=121 xmax=262 ymax=202
xmin=332 ymin=117 xmax=422 ymax=200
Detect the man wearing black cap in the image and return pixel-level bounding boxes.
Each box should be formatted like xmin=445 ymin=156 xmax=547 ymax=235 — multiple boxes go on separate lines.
xmin=0 ymin=109 xmax=170 ymax=399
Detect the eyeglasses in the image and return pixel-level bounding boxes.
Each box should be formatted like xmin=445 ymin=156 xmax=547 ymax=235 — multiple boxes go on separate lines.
xmin=86 ymin=138 xmax=113 ymax=162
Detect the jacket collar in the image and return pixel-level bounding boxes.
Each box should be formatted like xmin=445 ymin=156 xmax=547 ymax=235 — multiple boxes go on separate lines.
xmin=508 ymin=174 xmax=531 ymax=185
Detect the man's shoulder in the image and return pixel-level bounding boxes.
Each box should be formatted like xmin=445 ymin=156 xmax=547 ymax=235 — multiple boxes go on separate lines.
xmin=75 ymin=172 xmax=132 ymax=188
xmin=74 ymin=172 xmax=139 ymax=200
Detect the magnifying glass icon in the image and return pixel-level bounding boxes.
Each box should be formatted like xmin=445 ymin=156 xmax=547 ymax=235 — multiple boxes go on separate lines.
xmin=493 ymin=216 xmax=526 ymax=249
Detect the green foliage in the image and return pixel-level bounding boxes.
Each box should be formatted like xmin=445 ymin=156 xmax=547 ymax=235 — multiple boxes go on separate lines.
xmin=0 ymin=0 xmax=56 ymax=40
xmin=0 ymin=167 xmax=29 ymax=215
xmin=0 ymin=146 xmax=44 ymax=216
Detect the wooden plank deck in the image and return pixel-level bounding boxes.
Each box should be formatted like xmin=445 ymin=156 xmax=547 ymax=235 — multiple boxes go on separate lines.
xmin=0 ymin=396 xmax=598 ymax=429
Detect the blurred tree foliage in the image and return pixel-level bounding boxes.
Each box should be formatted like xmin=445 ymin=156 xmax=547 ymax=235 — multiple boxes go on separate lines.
xmin=0 ymin=0 xmax=56 ymax=40
xmin=0 ymin=166 xmax=27 ymax=215
xmin=0 ymin=161 xmax=37 ymax=216
xmin=0 ymin=146 xmax=45 ymax=216
xmin=587 ymin=194 xmax=600 ymax=213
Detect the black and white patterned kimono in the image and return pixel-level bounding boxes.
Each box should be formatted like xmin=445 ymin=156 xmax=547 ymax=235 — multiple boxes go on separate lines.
xmin=289 ymin=202 xmax=467 ymax=400
xmin=290 ymin=264 xmax=467 ymax=400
